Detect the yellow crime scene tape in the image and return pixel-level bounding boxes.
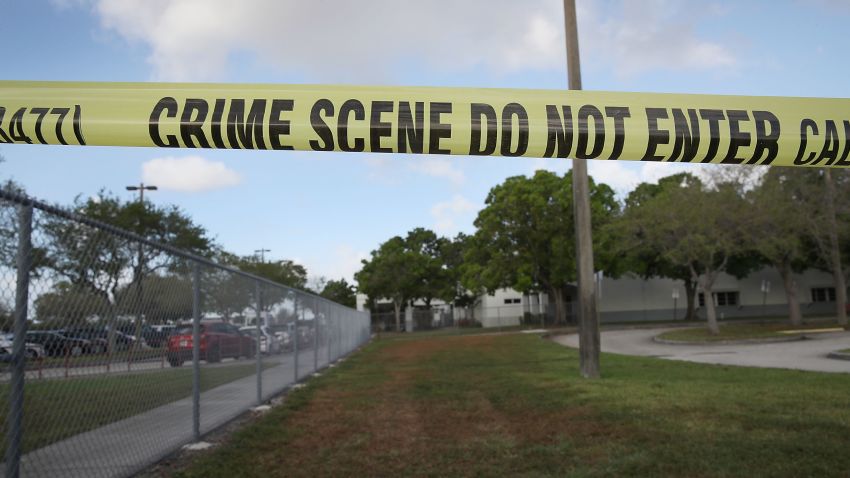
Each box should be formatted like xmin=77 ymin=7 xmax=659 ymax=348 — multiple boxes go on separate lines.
xmin=1 ymin=80 xmax=848 ymax=167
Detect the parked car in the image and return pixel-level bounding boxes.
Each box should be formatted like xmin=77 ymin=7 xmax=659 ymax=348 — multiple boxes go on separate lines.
xmin=63 ymin=328 xmax=139 ymax=353
xmin=24 ymin=331 xmax=91 ymax=357
xmin=297 ymin=325 xmax=315 ymax=349
xmin=142 ymin=325 xmax=175 ymax=348
xmin=270 ymin=325 xmax=293 ymax=352
xmin=239 ymin=326 xmax=281 ymax=355
xmin=166 ymin=321 xmax=256 ymax=367
xmin=0 ymin=334 xmax=46 ymax=359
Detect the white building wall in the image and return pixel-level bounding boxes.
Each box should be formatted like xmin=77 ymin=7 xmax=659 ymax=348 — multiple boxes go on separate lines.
xmin=597 ymin=267 xmax=837 ymax=322
xmin=358 ymin=267 xmax=840 ymax=329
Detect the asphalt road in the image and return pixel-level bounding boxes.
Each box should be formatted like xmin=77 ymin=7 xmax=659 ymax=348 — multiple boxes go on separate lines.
xmin=552 ymin=327 xmax=850 ymax=373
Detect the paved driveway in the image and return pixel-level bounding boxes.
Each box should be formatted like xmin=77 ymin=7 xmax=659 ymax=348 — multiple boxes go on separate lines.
xmin=552 ymin=327 xmax=850 ymax=373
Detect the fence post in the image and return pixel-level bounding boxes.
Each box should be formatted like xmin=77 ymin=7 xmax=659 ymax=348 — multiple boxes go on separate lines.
xmin=255 ymin=282 xmax=262 ymax=405
xmin=313 ymin=299 xmax=319 ymax=372
xmin=5 ymin=204 xmax=32 ymax=478
xmin=327 ymin=306 xmax=332 ymax=365
xmin=293 ymin=295 xmax=299 ymax=383
xmin=336 ymin=311 xmax=341 ymax=361
xmin=192 ymin=263 xmax=201 ymax=442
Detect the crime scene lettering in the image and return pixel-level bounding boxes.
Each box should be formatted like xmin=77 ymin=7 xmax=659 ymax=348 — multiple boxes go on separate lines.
xmin=0 ymin=105 xmax=85 ymax=145
xmin=642 ymin=108 xmax=780 ymax=164
xmin=469 ymin=102 xmax=529 ymax=157
xmin=149 ymin=97 xmax=294 ymax=150
xmin=542 ymin=104 xmax=631 ymax=160
xmin=794 ymin=118 xmax=850 ymax=166
xmin=308 ymin=99 xmax=453 ymax=154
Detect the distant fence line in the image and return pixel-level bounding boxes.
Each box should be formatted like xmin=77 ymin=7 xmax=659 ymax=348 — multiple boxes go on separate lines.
xmin=0 ymin=188 xmax=371 ymax=478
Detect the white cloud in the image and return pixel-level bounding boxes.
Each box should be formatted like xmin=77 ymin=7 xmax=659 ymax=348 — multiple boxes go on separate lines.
xmin=70 ymin=0 xmax=737 ymax=82
xmin=408 ymin=159 xmax=465 ymax=186
xmin=580 ymin=0 xmax=737 ymax=78
xmin=528 ymin=158 xmax=736 ymax=197
xmin=431 ymin=195 xmax=477 ymax=236
xmin=142 ymin=155 xmax=241 ymax=192
xmin=310 ymin=244 xmax=368 ymax=283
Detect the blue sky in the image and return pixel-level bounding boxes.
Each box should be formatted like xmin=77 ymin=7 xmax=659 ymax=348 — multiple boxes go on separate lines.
xmin=2 ymin=0 xmax=849 ymax=283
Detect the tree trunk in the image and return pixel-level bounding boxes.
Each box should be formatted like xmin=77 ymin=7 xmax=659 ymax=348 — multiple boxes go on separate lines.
xmin=824 ymin=170 xmax=848 ymax=326
xmin=393 ymin=300 xmax=402 ymax=332
xmin=701 ymin=278 xmax=720 ymax=335
xmin=684 ymin=278 xmax=697 ymax=321
xmin=552 ymin=287 xmax=566 ymax=324
xmin=778 ymin=260 xmax=802 ymax=326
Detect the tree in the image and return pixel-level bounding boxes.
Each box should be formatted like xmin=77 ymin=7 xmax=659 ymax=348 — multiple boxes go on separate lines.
xmin=236 ymin=257 xmax=308 ymax=291
xmin=745 ymin=168 xmax=809 ymax=325
xmin=356 ymin=236 xmax=414 ymax=331
xmin=319 ymin=278 xmax=356 ymax=308
xmin=625 ymin=174 xmax=749 ymax=334
xmin=465 ymin=170 xmax=618 ymax=324
xmin=611 ymin=173 xmax=704 ymax=321
xmin=403 ymin=228 xmax=453 ymax=309
xmin=41 ymin=192 xmax=213 ymax=349
xmin=34 ymin=282 xmax=110 ymax=328
xmin=115 ymin=274 xmax=194 ymax=323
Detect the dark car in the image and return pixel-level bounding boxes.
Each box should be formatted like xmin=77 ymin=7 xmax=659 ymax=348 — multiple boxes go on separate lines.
xmin=142 ymin=325 xmax=174 ymax=348
xmin=24 ymin=331 xmax=91 ymax=357
xmin=64 ymin=328 xmax=137 ymax=353
xmin=166 ymin=322 xmax=255 ymax=367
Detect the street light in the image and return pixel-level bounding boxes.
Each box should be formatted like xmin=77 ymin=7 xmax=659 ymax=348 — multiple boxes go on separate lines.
xmin=761 ymin=280 xmax=771 ymax=317
xmin=254 ymin=248 xmax=270 ymax=263
xmin=126 ymin=183 xmax=158 ymax=202
xmin=126 ymin=183 xmax=157 ymax=359
xmin=672 ymin=288 xmax=680 ymax=321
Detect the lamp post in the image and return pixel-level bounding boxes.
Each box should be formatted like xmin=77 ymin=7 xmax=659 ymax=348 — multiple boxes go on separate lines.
xmin=254 ymin=248 xmax=270 ymax=263
xmin=672 ymin=288 xmax=680 ymax=321
xmin=761 ymin=280 xmax=770 ymax=317
xmin=126 ymin=183 xmax=157 ymax=359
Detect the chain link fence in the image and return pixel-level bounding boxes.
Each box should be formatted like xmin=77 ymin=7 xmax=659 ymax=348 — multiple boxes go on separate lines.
xmin=0 ymin=189 xmax=371 ymax=478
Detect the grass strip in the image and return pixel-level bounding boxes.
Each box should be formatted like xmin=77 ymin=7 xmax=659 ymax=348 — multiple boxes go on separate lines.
xmin=176 ymin=333 xmax=850 ymax=478
xmin=0 ymin=361 xmax=267 ymax=453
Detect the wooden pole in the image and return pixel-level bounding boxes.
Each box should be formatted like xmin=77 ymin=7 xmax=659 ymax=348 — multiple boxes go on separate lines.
xmin=563 ymin=0 xmax=600 ymax=378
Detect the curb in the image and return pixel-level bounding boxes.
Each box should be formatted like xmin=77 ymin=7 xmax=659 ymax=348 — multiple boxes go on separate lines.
xmin=652 ymin=334 xmax=807 ymax=346
xmin=826 ymin=351 xmax=850 ymax=361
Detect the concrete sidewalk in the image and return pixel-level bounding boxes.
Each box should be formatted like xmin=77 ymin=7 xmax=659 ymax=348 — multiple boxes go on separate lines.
xmin=4 ymin=344 xmax=340 ymax=478
xmin=553 ymin=328 xmax=850 ymax=373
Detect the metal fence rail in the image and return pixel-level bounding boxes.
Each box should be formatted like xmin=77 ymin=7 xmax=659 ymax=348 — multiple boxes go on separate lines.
xmin=0 ymin=189 xmax=371 ymax=478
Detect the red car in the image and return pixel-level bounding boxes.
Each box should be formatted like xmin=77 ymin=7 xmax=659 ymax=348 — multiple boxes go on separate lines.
xmin=166 ymin=322 xmax=256 ymax=367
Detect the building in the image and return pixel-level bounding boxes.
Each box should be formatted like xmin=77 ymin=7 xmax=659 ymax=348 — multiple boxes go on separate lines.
xmin=357 ymin=267 xmax=841 ymax=330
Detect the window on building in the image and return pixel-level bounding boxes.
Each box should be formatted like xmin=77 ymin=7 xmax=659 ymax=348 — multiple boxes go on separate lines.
xmin=811 ymin=287 xmax=836 ymax=303
xmin=698 ymin=291 xmax=739 ymax=307
xmin=503 ymin=298 xmax=521 ymax=305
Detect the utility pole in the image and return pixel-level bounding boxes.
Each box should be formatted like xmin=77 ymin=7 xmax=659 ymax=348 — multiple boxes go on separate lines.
xmin=563 ymin=0 xmax=600 ymax=378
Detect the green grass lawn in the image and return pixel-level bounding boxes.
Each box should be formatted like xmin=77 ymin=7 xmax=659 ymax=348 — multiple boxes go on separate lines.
xmin=176 ymin=333 xmax=850 ymax=478
xmin=656 ymin=322 xmax=842 ymax=342
xmin=0 ymin=361 xmax=268 ymax=453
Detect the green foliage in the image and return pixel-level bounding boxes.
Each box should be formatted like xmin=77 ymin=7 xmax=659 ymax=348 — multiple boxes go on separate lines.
xmin=319 ymin=278 xmax=356 ymax=308
xmin=356 ymin=228 xmax=457 ymax=309
xmin=356 ymin=235 xmax=414 ymax=308
xmin=463 ymin=170 xmax=618 ymax=322
xmin=235 ymin=257 xmax=308 ymax=291
xmin=115 ymin=274 xmax=194 ymax=323
xmin=40 ymin=191 xmax=213 ymax=309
